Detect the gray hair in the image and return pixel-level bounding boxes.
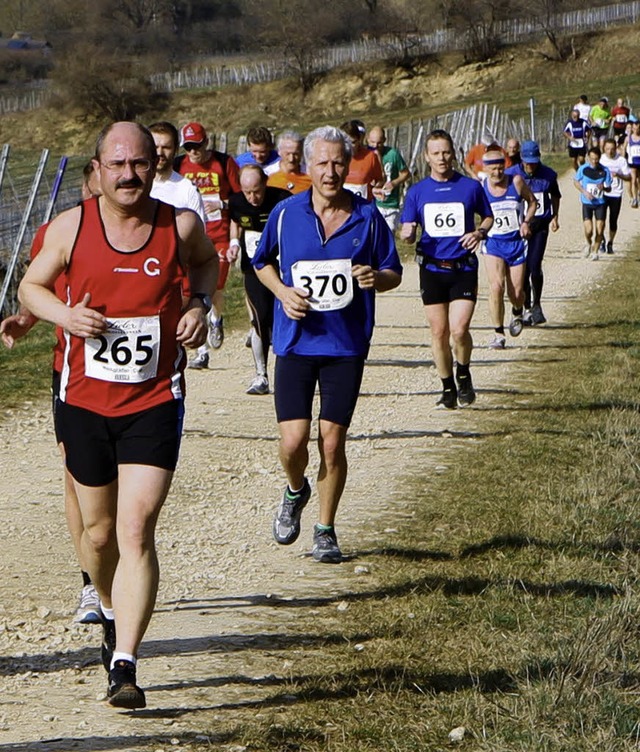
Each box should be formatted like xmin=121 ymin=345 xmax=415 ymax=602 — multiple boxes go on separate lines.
xmin=303 ymin=126 xmax=352 ymax=165
xmin=277 ymin=130 xmax=303 ymax=150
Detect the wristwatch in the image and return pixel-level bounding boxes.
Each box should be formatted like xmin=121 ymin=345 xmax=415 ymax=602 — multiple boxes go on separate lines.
xmin=190 ymin=293 xmax=212 ymax=313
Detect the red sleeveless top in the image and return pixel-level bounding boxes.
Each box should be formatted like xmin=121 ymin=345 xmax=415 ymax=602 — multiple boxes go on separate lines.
xmin=59 ymin=197 xmax=186 ymax=417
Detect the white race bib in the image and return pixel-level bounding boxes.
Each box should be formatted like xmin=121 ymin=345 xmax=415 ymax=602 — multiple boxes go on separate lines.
xmin=586 ymin=182 xmax=603 ymax=199
xmin=423 ymin=202 xmax=465 ymax=237
xmin=84 ymin=316 xmax=160 ymax=383
xmin=628 ymin=144 xmax=640 ymax=160
xmin=343 ymin=182 xmax=368 ymax=198
xmin=291 ymin=258 xmax=353 ymax=311
xmin=244 ymin=229 xmax=262 ymax=259
xmin=615 ymin=114 xmax=627 ymax=123
xmin=488 ymin=200 xmax=519 ymax=236
xmin=569 ymin=137 xmax=584 ymax=148
xmin=532 ymin=192 xmax=545 ymax=217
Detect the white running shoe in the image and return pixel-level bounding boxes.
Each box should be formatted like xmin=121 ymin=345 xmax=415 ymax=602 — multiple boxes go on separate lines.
xmin=246 ymin=375 xmax=269 ymax=395
xmin=74 ymin=583 xmax=102 ymax=624
xmin=188 ymin=351 xmax=209 ymax=369
xmin=207 ymin=314 xmax=224 ymax=349
xmin=509 ymin=315 xmax=523 ymax=337
xmin=488 ymin=334 xmax=506 ymax=350
xmin=582 ymin=243 xmax=591 ymax=258
xmin=591 ymin=252 xmax=599 ymax=261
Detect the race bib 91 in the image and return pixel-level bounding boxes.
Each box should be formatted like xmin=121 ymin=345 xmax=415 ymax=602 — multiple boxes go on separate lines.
xmin=488 ymin=200 xmax=519 ymax=236
xmin=290 ymin=258 xmax=353 ymax=311
xmin=423 ymin=202 xmax=465 ymax=237
xmin=84 ymin=316 xmax=160 ymax=383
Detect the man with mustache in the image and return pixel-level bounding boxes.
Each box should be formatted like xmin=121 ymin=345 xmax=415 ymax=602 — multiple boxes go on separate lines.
xmin=19 ymin=121 xmax=218 ymax=709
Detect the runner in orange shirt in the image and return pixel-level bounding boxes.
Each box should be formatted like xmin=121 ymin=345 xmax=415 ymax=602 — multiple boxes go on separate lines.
xmin=340 ymin=120 xmax=383 ymax=200
xmin=267 ymin=130 xmax=312 ymax=194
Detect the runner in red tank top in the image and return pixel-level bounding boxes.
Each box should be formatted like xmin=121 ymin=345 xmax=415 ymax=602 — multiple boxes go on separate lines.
xmin=19 ymin=121 xmax=218 ymax=710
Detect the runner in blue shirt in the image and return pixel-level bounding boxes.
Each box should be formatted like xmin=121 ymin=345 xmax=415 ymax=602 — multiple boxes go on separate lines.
xmin=573 ymin=146 xmax=612 ymax=260
xmin=400 ymin=129 xmax=493 ymax=409
xmin=481 ymin=150 xmax=537 ymax=349
xmin=235 ymin=126 xmax=280 ymax=176
xmin=563 ymin=109 xmax=591 ymax=171
xmin=505 ymin=141 xmax=561 ymax=326
xmin=253 ymin=125 xmax=402 ymax=564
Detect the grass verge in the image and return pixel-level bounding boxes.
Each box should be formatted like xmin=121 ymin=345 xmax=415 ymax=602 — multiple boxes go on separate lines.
xmin=188 ymin=247 xmax=640 ymax=750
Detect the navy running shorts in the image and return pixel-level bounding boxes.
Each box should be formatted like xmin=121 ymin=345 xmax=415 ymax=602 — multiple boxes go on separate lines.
xmin=274 ymin=353 xmax=366 ymax=427
xmin=581 ymin=203 xmax=607 ymax=222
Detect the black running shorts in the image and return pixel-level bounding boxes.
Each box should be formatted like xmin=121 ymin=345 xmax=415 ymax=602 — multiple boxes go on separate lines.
xmin=57 ymin=399 xmax=184 ymax=487
xmin=274 ymin=353 xmax=366 ymax=427
xmin=581 ymin=203 xmax=607 ymax=222
xmin=419 ymin=265 xmax=478 ymax=306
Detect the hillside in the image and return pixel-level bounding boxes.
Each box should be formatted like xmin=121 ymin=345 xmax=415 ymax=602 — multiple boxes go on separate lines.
xmin=1 ymin=23 xmax=640 ymax=157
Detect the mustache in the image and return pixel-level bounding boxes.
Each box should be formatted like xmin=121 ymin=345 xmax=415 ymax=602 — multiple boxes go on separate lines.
xmin=116 ymin=176 xmax=143 ymax=189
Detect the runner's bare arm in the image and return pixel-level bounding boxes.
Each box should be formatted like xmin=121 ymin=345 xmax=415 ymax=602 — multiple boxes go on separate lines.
xmin=175 ymin=209 xmax=219 ymax=346
xmin=352 ymin=265 xmax=402 ymax=292
xmin=19 ymin=208 xmax=107 ymax=338
xmin=400 ymin=222 xmax=417 ymax=242
xmin=514 ymin=175 xmax=538 ymax=238
xmin=0 ymin=308 xmax=39 ymax=349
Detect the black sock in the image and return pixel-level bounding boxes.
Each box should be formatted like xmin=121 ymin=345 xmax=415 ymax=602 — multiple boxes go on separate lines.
xmin=512 ymin=306 xmax=523 ymax=316
xmin=81 ymin=571 xmax=91 ymax=587
xmin=456 ymin=363 xmax=470 ymax=381
xmin=442 ymin=375 xmax=456 ymax=392
xmin=495 ymin=326 xmax=505 ymax=334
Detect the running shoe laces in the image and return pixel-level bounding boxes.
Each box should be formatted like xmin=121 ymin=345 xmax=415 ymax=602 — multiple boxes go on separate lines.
xmin=312 ymin=525 xmax=342 ymax=563
xmin=273 ymin=478 xmax=311 ymax=545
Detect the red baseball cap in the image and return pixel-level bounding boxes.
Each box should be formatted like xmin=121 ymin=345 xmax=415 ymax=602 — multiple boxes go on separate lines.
xmin=180 ymin=122 xmax=207 ymax=147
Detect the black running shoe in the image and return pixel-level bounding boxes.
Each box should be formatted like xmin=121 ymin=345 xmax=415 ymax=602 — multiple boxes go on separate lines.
xmin=312 ymin=525 xmax=342 ymax=563
xmin=272 ymin=478 xmax=311 ymax=545
xmin=456 ymin=375 xmax=476 ymax=407
xmin=606 ymin=241 xmax=614 ymax=254
xmin=436 ymin=387 xmax=457 ymax=410
xmin=101 ymin=616 xmax=116 ymax=673
xmin=107 ymin=660 xmax=146 ymax=709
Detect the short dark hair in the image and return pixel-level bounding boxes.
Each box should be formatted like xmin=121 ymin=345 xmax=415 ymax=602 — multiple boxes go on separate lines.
xmin=588 ymin=146 xmax=601 ymax=157
xmin=247 ymin=126 xmax=274 ymax=147
xmin=425 ymin=129 xmax=455 ymax=152
xmin=148 ymin=121 xmax=179 ymax=151
xmin=340 ymin=120 xmax=366 ymax=140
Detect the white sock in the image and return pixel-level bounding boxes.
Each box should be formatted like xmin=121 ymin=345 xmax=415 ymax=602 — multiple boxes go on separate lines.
xmin=100 ymin=603 xmax=114 ymax=621
xmin=111 ymin=652 xmax=136 ymax=669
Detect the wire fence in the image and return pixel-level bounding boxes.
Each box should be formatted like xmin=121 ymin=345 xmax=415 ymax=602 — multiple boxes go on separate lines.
xmin=0 ymin=101 xmax=530 ymax=316
xmin=0 ymin=0 xmax=638 ymax=114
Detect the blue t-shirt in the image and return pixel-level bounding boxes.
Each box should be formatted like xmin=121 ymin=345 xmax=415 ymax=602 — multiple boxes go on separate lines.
xmin=400 ymin=171 xmax=492 ymax=264
xmin=252 ymin=191 xmax=402 ymax=357
xmin=505 ymin=163 xmax=561 ymax=224
xmin=235 ymin=149 xmax=280 ymax=170
xmin=564 ymin=118 xmax=590 ymax=148
xmin=575 ymin=163 xmax=611 ymax=205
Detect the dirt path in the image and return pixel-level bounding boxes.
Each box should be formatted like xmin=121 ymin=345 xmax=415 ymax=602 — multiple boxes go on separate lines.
xmin=1 ymin=172 xmax=638 ymax=750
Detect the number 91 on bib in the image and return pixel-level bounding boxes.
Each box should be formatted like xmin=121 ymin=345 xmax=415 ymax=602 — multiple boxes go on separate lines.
xmin=84 ymin=316 xmax=160 ymax=383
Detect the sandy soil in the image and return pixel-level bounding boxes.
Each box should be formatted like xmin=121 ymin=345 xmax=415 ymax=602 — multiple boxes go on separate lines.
xmin=0 ymin=171 xmax=638 ymax=751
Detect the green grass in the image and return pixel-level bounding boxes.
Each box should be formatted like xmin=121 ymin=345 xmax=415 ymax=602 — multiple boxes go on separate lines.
xmin=175 ymin=247 xmax=640 ymax=751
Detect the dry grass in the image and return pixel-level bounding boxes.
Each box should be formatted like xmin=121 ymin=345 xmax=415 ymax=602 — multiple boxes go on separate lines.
xmin=182 ymin=250 xmax=640 ymax=751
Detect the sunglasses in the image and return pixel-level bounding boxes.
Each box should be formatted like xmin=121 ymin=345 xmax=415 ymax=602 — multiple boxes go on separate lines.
xmin=183 ymin=142 xmax=205 ymax=151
